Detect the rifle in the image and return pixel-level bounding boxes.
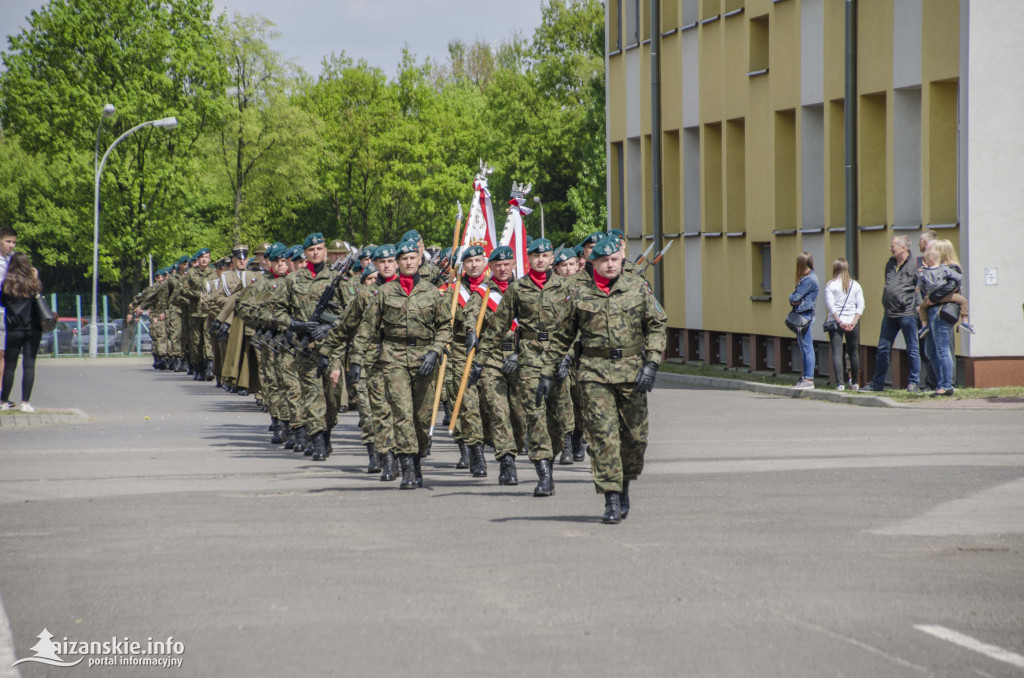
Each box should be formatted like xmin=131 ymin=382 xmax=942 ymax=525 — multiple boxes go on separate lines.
xmin=634 ymin=241 xmax=656 ymax=266
xmin=294 ymin=246 xmax=360 ymax=356
xmin=638 ymin=239 xmax=674 ymax=277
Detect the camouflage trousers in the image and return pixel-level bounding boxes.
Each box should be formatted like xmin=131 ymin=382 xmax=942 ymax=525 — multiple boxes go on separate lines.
xmin=352 ymin=374 xmax=373 ymax=447
xmin=383 ymin=362 xmax=436 ymax=457
xmin=479 ymin=364 xmax=525 ymax=459
xmin=188 ymin=315 xmax=211 ymax=366
xmin=261 ymin=346 xmax=284 ymax=421
xmin=295 ymin=353 xmax=336 ymax=435
xmin=150 ymin=318 xmax=168 ymax=356
xmin=517 ymin=366 xmax=570 ymax=462
xmin=281 ymin=351 xmax=302 ymax=430
xmin=579 ymin=381 xmax=648 ymax=494
xmin=367 ymin=362 xmax=395 ymax=455
xmin=445 ymin=350 xmax=483 ymax=446
xmin=570 ymin=370 xmax=584 ymax=433
xmin=167 ymin=311 xmax=184 ymax=357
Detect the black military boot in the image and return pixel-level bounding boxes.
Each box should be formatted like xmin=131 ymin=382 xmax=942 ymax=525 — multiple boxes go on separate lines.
xmin=456 ymin=441 xmax=470 ymax=469
xmin=532 ymin=458 xmax=554 ymax=497
xmin=620 ymin=480 xmax=631 ymax=520
xmin=380 ymin=452 xmax=396 ymax=482
xmin=187 ymin=360 xmax=195 ymax=375
xmin=602 ymin=492 xmax=622 ymax=524
xmin=175 ymin=357 xmax=186 ymax=372
xmin=311 ymin=431 xmax=327 ymax=462
xmin=192 ymin=364 xmax=202 ymax=380
xmin=323 ymin=427 xmax=333 ymax=457
xmin=398 ymin=455 xmax=417 ymax=490
xmin=421 ymin=440 xmax=431 ymax=458
xmin=297 ymin=427 xmax=311 ymax=456
xmin=413 ymin=453 xmax=424 ymax=488
xmin=271 ymin=420 xmax=286 ymax=445
xmin=571 ymin=429 xmax=586 ymax=462
xmin=441 ymin=400 xmax=451 ymax=427
xmin=284 ymin=427 xmax=297 ymax=449
xmin=559 ymin=434 xmax=574 ymax=465
xmin=215 ymin=374 xmax=222 ymax=388
xmin=498 ymin=455 xmax=518 ymax=486
xmin=152 ymin=355 xmax=159 ymax=369
xmin=268 ymin=416 xmax=278 ymax=432
xmin=366 ymin=444 xmax=382 ymax=473
xmin=470 ymin=445 xmax=487 ymax=478
xmin=238 ymin=388 xmax=249 ymax=397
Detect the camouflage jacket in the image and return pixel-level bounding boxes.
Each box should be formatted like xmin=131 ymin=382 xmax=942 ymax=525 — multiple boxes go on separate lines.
xmin=566 ymin=272 xmax=667 ymax=384
xmin=179 ymin=266 xmax=217 ymax=317
xmin=351 ymin=274 xmax=452 ymax=370
xmin=269 ymin=264 xmax=346 ymax=345
xmin=479 ymin=271 xmax=572 ymax=375
xmin=475 ymin=280 xmax=517 ymax=371
xmin=319 ymin=281 xmax=383 ymax=371
xmin=236 ymin=272 xmax=283 ymax=330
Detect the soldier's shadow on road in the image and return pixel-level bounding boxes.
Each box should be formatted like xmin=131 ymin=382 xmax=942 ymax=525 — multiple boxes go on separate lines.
xmin=201 ymin=399 xmax=266 ymax=412
xmin=490 ymin=515 xmax=601 ymax=524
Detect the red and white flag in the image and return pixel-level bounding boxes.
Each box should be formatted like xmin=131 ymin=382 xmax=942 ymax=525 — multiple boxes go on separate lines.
xmin=499 ymin=181 xmax=532 ymax=278
xmin=459 ymin=163 xmax=498 ymax=260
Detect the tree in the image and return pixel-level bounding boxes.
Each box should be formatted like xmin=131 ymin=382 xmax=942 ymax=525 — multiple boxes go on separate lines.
xmin=0 ymin=0 xmax=227 ymax=303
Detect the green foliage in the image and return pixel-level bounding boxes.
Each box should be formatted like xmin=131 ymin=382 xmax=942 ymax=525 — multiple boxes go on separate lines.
xmin=0 ymin=0 xmax=607 ymax=302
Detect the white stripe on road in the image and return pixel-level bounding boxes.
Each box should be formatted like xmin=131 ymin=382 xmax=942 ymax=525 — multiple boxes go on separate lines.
xmin=0 ymin=593 xmax=22 ymax=678
xmin=915 ymin=624 xmax=1024 ymax=669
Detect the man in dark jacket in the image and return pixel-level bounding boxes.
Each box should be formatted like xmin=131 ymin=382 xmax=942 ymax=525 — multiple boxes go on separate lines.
xmin=863 ymin=235 xmax=920 ymax=392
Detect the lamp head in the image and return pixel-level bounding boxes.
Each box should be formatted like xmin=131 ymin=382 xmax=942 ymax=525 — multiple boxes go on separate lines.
xmin=102 ymin=103 xmax=116 ymax=118
xmin=533 ymin=196 xmax=541 ymax=204
xmin=154 ymin=117 xmax=178 ymax=129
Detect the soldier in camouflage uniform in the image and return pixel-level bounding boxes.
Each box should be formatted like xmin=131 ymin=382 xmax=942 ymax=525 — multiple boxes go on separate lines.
xmin=551 ymin=247 xmax=583 ymax=465
xmin=478 ymin=238 xmax=573 ymax=497
xmin=269 ymin=234 xmax=345 ymax=461
xmin=563 ymin=235 xmax=666 ymax=524
xmin=165 ymin=257 xmax=190 ymax=372
xmin=179 ymin=248 xmax=217 ymax=381
xmin=467 ymin=246 xmax=526 ymax=485
xmin=400 ymin=229 xmax=443 ymax=284
xmin=441 ymin=244 xmax=489 ymax=477
xmin=136 ymin=269 xmax=170 ymax=367
xmin=350 ymin=240 xmax=452 ymax=490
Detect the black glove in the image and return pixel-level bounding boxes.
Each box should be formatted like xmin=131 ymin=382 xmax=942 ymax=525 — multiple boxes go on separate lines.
xmin=304 ymin=320 xmax=322 ymax=335
xmin=635 ymin=361 xmax=658 ymax=393
xmin=218 ymin=324 xmax=230 ymax=342
xmin=501 ymin=353 xmax=519 ymax=376
xmin=535 ymin=375 xmax=552 ymax=407
xmin=310 ymin=322 xmax=332 ymax=342
xmin=465 ymin=329 xmax=477 ymax=351
xmin=418 ymin=350 xmax=439 ymax=376
xmin=556 ymin=353 xmax=572 ymax=382
xmin=316 ymin=354 xmax=330 ymax=378
xmin=210 ymin=320 xmax=221 ymax=333
xmin=347 ymin=363 xmax=362 ymax=384
xmin=289 ymin=317 xmax=307 ymax=333
xmin=467 ymin=362 xmax=483 ymax=387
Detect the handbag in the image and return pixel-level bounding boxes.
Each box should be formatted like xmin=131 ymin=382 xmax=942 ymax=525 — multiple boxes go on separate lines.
xmin=785 ymin=311 xmax=810 ymax=333
xmin=938 ymin=302 xmax=960 ymax=325
xmin=35 ymin=294 xmax=57 ymax=333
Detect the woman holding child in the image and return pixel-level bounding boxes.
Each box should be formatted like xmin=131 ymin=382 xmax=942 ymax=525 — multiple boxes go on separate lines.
xmin=917 ymin=239 xmax=973 ymax=397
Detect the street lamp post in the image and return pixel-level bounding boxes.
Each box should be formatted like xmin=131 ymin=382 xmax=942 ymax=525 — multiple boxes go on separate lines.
xmin=91 ymin=115 xmax=178 ymax=357
xmin=533 ymin=196 xmax=544 ymax=240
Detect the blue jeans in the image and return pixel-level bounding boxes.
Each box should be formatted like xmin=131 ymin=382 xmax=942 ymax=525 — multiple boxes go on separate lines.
xmin=924 ymin=306 xmax=955 ymax=390
xmin=870 ymin=315 xmax=920 ymax=389
xmin=796 ymin=316 xmax=815 ymax=379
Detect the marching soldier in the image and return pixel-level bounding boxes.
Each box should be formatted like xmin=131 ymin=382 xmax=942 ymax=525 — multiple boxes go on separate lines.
xmin=467 ymin=245 xmax=527 ymax=485
xmin=563 ymin=236 xmax=666 ymax=523
xmin=400 ymin=229 xmax=442 ymax=283
xmin=350 ymin=239 xmax=452 ymax=490
xmin=179 ymin=248 xmax=217 ymax=381
xmin=478 ymin=238 xmax=573 ymax=497
xmin=212 ymin=245 xmax=260 ymax=396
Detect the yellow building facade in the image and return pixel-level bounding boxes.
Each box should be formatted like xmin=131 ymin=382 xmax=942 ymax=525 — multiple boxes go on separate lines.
xmin=606 ymin=0 xmax=1024 ymax=387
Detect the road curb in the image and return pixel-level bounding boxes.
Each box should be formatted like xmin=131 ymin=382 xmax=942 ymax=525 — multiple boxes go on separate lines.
xmin=655 ymin=371 xmax=898 ymax=408
xmin=0 ymin=408 xmax=92 ymax=428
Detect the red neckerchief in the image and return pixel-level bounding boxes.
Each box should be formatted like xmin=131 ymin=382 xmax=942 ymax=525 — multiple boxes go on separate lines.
xmin=383 ymin=274 xmax=398 ymax=284
xmin=271 ymin=271 xmax=281 ymax=279
xmin=399 ymin=274 xmax=415 ymax=295
xmin=492 ymin=278 xmax=510 ymax=293
xmin=528 ymin=268 xmax=547 ymax=290
xmin=593 ymin=271 xmax=615 ymax=295
xmin=306 ymin=261 xmax=325 ymax=277
xmin=466 ymin=273 xmax=486 ymax=294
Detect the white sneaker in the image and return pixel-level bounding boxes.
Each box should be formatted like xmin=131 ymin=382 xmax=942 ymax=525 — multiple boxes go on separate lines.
xmin=836 ymin=384 xmax=846 ymax=391
xmin=793 ymin=379 xmax=815 ymax=390
xmin=0 ymin=402 xmax=12 ymax=411
xmin=847 ymin=381 xmax=859 ymax=392
xmin=18 ymin=402 xmax=35 ymax=413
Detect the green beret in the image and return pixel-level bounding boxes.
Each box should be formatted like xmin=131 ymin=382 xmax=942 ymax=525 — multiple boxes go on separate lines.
xmin=553 ymin=248 xmax=573 ymax=264
xmin=573 ymin=245 xmax=584 ymax=258
xmin=273 ymin=241 xmax=285 ymax=251
xmin=288 ymin=246 xmax=305 ymax=262
xmin=609 ymin=228 xmax=625 ymax=240
xmin=400 ymin=230 xmax=422 ymax=243
xmin=527 ymin=238 xmax=553 ymax=254
xmin=176 ymin=255 xmax=189 ymax=265
xmin=588 ymin=235 xmax=622 ymax=261
xmin=195 ymin=247 xmax=211 ymax=258
xmin=460 ymin=244 xmax=486 ymax=261
xmin=265 ymin=245 xmax=284 ymax=261
xmin=489 ymin=245 xmax=514 ymax=262
xmin=361 ymin=263 xmax=378 ymax=282
xmin=526 ymin=235 xmax=534 ymax=247
xmin=580 ymin=232 xmax=603 ymax=247
xmin=303 ymin=232 xmax=325 ymax=249
xmin=360 ymin=246 xmax=375 ymax=259
xmin=373 ymin=244 xmax=397 ymax=260
xmin=396 ymin=239 xmax=419 ymax=256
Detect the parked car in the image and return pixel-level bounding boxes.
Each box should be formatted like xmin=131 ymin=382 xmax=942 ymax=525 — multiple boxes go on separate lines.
xmin=71 ymin=323 xmax=121 ymax=353
xmin=37 ymin=318 xmax=82 ymax=354
xmin=117 ymin=317 xmax=153 ymax=353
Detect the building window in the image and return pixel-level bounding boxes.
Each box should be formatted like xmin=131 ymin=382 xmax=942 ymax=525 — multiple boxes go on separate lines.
xmin=749 ymin=14 xmax=769 ymax=74
xmin=683 ymin=127 xmax=701 ymax=233
xmin=774 ymin=109 xmax=797 ymax=229
xmin=726 ymin=118 xmax=746 ymax=233
xmin=752 ymin=242 xmax=772 ymax=297
xmin=703 ymin=122 xmax=723 ymax=232
xmin=609 ymin=0 xmax=623 ymax=52
xmin=625 ymin=0 xmax=640 ymax=47
xmin=859 ymin=92 xmax=887 ymax=227
xmin=682 ymin=0 xmax=699 ymax=25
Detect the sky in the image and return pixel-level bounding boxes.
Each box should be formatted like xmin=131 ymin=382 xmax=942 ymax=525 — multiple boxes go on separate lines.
xmin=0 ymin=0 xmax=545 ymax=77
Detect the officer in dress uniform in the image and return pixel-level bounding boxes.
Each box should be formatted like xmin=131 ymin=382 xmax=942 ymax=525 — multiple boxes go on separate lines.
xmin=563 ymin=235 xmax=667 ymax=523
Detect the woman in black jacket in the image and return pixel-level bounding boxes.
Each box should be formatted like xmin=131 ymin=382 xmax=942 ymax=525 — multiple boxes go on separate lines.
xmin=1 ymin=252 xmax=43 ymax=411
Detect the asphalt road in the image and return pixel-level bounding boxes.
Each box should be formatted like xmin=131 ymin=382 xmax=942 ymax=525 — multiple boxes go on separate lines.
xmin=1 ymin=359 xmax=1022 ymax=677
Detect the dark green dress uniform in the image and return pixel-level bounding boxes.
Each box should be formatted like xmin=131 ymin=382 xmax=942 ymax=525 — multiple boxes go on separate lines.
xmin=479 ymin=240 xmax=573 ymax=497
xmin=351 ymin=251 xmax=452 ymax=490
xmin=565 ymin=236 xmax=667 ymax=523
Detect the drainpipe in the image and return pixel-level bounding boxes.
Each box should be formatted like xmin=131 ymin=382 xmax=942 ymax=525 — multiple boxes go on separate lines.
xmin=844 ymin=0 xmax=859 ymax=277
xmin=651 ymin=0 xmax=664 ymax=301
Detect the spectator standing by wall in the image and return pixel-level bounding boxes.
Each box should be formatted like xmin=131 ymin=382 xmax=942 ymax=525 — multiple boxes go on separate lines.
xmin=824 ymin=258 xmax=865 ymax=390
xmin=789 ymin=252 xmax=819 ymax=389
xmin=0 ymin=226 xmax=18 ymax=394
xmin=1 ymin=251 xmax=43 ymax=411
xmin=862 ymin=236 xmax=921 ymax=392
